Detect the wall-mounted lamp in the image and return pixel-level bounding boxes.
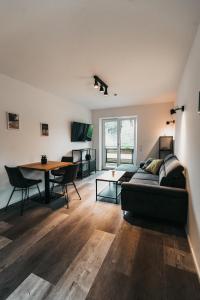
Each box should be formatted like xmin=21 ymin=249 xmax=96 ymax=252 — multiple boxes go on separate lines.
xmin=93 ymin=75 xmax=108 ymax=96
xmin=170 ymin=106 xmax=185 ymax=115
xmin=166 ymin=120 xmax=175 ymax=125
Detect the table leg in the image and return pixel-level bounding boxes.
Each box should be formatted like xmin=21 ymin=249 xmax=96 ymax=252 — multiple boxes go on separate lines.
xmin=96 ymin=179 xmax=98 ymax=201
xmin=44 ymin=171 xmax=50 ymax=203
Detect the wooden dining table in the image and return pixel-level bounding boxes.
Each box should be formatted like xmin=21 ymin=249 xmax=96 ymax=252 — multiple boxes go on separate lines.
xmin=20 ymin=161 xmax=73 ymax=203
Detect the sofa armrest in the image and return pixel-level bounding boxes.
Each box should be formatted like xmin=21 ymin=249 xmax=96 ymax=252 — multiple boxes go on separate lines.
xmin=122 ymin=182 xmax=188 ymax=198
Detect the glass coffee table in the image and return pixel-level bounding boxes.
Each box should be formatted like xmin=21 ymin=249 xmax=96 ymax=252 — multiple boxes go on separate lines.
xmin=96 ymin=170 xmax=125 ymax=204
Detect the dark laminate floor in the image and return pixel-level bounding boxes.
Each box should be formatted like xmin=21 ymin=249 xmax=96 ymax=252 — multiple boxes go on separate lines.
xmin=0 ymin=173 xmax=199 ymax=300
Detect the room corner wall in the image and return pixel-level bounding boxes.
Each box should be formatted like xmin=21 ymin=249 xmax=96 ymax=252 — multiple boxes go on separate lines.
xmin=175 ymin=24 xmax=200 ymax=276
xmin=0 ymin=73 xmax=91 ymax=209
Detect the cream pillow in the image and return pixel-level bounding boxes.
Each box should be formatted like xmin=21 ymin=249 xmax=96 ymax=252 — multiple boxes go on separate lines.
xmin=145 ymin=159 xmax=163 ymax=175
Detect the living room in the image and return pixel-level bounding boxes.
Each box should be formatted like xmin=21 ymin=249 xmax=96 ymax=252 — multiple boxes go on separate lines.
xmin=0 ymin=1 xmax=200 ymax=299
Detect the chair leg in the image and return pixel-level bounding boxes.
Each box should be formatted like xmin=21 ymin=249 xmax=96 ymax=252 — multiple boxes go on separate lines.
xmin=64 ymin=184 xmax=69 ymax=208
xmin=20 ymin=189 xmax=26 ymax=216
xmin=36 ymin=184 xmax=42 ymax=201
xmin=5 ymin=187 xmax=15 ymax=211
xmin=73 ymin=182 xmax=81 ymax=200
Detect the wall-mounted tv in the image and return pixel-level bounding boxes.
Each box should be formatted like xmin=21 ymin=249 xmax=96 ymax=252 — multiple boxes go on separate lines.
xmin=71 ymin=122 xmax=93 ymax=142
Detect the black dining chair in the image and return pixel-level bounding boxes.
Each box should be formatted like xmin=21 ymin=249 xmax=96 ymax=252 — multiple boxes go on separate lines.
xmin=50 ymin=164 xmax=81 ymax=208
xmin=51 ymin=156 xmax=74 ymax=177
xmin=5 ymin=166 xmax=42 ymax=215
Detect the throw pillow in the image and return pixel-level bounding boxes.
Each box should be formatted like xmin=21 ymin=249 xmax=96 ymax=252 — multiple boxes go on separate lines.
xmin=145 ymin=159 xmax=163 ymax=175
xmin=142 ymin=158 xmax=153 ymax=169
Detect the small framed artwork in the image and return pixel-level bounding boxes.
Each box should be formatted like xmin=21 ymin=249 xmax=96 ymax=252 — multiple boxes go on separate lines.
xmin=40 ymin=123 xmax=49 ymax=136
xmin=198 ymin=92 xmax=200 ymax=113
xmin=7 ymin=112 xmax=20 ymax=130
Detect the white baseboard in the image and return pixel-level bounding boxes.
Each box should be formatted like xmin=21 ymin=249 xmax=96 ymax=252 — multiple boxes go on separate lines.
xmin=187 ymin=233 xmax=200 ymax=281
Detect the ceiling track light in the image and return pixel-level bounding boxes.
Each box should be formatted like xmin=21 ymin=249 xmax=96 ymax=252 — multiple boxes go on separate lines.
xmin=104 ymin=86 xmax=108 ymax=96
xmin=170 ymin=105 xmax=185 ymax=115
xmin=100 ymin=85 xmax=104 ymax=93
xmin=93 ymin=75 xmax=108 ymax=96
xmin=94 ymin=79 xmax=98 ymax=89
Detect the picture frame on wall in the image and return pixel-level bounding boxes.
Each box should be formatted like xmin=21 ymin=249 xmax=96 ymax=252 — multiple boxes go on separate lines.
xmin=198 ymin=92 xmax=200 ymax=113
xmin=40 ymin=123 xmax=49 ymax=136
xmin=6 ymin=112 xmax=20 ymax=130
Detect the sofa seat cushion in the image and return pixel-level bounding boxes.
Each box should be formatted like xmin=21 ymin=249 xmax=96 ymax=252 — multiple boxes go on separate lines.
xmin=130 ymin=178 xmax=159 ymax=186
xmin=133 ymin=172 xmax=159 ymax=181
xmin=116 ymin=164 xmax=138 ymax=173
xmin=136 ymin=168 xmax=147 ymax=174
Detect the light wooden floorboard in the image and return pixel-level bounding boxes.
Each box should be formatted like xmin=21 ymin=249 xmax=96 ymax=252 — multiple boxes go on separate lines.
xmin=6 ymin=273 xmax=52 ymax=300
xmin=0 ymin=236 xmax=12 ymax=250
xmin=47 ymin=230 xmax=115 ymax=300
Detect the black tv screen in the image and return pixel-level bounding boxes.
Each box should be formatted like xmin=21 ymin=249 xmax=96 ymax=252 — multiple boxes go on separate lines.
xmin=71 ymin=122 xmax=93 ymax=141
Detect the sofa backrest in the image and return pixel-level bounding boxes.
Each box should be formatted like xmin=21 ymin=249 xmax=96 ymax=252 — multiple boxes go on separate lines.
xmin=159 ymin=155 xmax=186 ymax=189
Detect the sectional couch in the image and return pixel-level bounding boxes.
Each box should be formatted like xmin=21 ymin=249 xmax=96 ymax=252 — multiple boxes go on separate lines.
xmin=121 ymin=154 xmax=188 ymax=225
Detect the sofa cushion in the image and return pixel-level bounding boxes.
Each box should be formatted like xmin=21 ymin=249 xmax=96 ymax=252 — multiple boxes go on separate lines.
xmin=116 ymin=164 xmax=138 ymax=173
xmin=137 ymin=168 xmax=147 ymax=174
xmin=133 ymin=172 xmax=159 ymax=181
xmin=165 ymin=156 xmax=184 ymax=177
xmin=141 ymin=158 xmax=153 ymax=170
xmin=159 ymin=163 xmax=166 ymax=185
xmin=145 ymin=159 xmax=163 ymax=175
xmin=164 ymin=153 xmax=176 ymax=163
xmin=159 ymin=155 xmax=186 ymax=188
xmin=130 ymin=178 xmax=159 ymax=186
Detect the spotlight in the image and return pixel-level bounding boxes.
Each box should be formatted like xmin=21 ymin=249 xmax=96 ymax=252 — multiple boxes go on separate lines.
xmin=93 ymin=75 xmax=108 ymax=96
xmin=100 ymin=85 xmax=104 ymax=93
xmin=94 ymin=79 xmax=98 ymax=89
xmin=104 ymin=87 xmax=108 ymax=96
xmin=166 ymin=120 xmax=175 ymax=125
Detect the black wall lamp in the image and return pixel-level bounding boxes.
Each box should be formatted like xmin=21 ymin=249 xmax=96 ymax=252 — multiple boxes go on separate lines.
xmin=170 ymin=106 xmax=185 ymax=115
xmin=166 ymin=120 xmax=175 ymax=125
xmin=93 ymin=75 xmax=108 ymax=96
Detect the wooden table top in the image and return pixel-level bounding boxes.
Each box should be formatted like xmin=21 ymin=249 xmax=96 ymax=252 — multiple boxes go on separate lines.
xmin=19 ymin=161 xmax=73 ymax=172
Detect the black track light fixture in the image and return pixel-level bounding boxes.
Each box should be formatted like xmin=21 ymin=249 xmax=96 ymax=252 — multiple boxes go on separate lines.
xmin=100 ymin=85 xmax=104 ymax=93
xmin=93 ymin=75 xmax=108 ymax=96
xmin=104 ymin=86 xmax=108 ymax=96
xmin=94 ymin=79 xmax=98 ymax=89
xmin=166 ymin=120 xmax=175 ymax=125
xmin=170 ymin=106 xmax=185 ymax=115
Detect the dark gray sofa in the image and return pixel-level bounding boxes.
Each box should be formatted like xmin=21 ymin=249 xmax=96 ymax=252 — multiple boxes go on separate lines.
xmin=121 ymin=154 xmax=188 ymax=225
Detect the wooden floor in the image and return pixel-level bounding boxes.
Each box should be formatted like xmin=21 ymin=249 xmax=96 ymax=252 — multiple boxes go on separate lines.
xmin=0 ymin=173 xmax=199 ymax=300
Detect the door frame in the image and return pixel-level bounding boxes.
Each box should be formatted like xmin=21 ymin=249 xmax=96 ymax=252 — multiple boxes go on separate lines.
xmin=101 ymin=116 xmax=137 ymax=169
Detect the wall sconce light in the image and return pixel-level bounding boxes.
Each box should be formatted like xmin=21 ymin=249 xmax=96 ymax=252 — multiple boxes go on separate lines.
xmin=93 ymin=75 xmax=108 ymax=96
xmin=166 ymin=120 xmax=175 ymax=125
xmin=170 ymin=106 xmax=184 ymax=115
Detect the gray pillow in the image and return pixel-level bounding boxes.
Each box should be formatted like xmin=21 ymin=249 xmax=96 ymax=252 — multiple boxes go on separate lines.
xmin=142 ymin=158 xmax=153 ymax=170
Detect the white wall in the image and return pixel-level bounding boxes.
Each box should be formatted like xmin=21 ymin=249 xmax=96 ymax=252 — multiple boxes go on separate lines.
xmin=0 ymin=73 xmax=91 ymax=209
xmin=92 ymin=102 xmax=174 ymax=169
xmin=175 ymin=25 xmax=200 ymax=275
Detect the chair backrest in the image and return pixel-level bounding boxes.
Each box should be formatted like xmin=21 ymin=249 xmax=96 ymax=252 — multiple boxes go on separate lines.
xmin=61 ymin=156 xmax=73 ymax=163
xmin=61 ymin=164 xmax=79 ymax=184
xmin=5 ymin=166 xmax=25 ymax=188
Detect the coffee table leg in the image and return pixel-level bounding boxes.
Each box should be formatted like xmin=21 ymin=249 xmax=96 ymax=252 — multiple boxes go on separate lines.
xmin=96 ymin=179 xmax=97 ymax=201
xmin=116 ymin=182 xmax=118 ymax=204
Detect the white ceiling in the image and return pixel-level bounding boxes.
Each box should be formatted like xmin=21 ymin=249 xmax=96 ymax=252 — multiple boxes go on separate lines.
xmin=0 ymin=0 xmax=200 ymax=109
